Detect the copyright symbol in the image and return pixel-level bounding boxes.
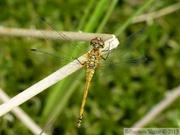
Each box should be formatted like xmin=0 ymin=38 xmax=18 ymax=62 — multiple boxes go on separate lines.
xmin=162 ymin=129 xmax=167 ymax=134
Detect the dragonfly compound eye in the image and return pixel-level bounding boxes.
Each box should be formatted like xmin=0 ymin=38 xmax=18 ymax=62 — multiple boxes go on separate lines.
xmin=98 ymin=40 xmax=105 ymax=47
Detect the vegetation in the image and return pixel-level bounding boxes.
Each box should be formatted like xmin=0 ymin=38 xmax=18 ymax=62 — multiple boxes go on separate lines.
xmin=0 ymin=0 xmax=180 ymax=134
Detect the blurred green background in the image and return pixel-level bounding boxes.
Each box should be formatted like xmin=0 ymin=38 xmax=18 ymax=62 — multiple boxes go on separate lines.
xmin=0 ymin=0 xmax=180 ymax=135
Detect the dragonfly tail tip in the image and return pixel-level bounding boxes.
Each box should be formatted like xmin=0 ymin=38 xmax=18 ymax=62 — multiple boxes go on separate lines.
xmin=77 ymin=117 xmax=82 ymax=128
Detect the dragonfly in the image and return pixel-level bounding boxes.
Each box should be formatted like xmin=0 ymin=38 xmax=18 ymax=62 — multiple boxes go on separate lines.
xmin=31 ymin=17 xmax=147 ymax=129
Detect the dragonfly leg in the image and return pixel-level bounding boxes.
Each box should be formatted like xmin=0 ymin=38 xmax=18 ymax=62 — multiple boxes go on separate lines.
xmin=100 ymin=42 xmax=111 ymax=60
xmin=76 ymin=58 xmax=86 ymax=65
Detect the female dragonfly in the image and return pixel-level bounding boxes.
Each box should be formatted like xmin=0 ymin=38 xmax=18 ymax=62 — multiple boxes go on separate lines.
xmin=31 ymin=17 xmax=147 ymax=128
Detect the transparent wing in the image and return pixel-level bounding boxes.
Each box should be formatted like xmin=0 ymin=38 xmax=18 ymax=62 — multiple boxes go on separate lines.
xmin=34 ymin=16 xmax=89 ymax=62
xmin=94 ymin=57 xmax=147 ymax=79
xmin=109 ymin=28 xmax=146 ymax=61
xmin=30 ymin=48 xmax=79 ymax=66
xmin=93 ymin=28 xmax=147 ymax=79
xmin=31 ymin=17 xmax=89 ymax=79
xmin=30 ymin=48 xmax=87 ymax=81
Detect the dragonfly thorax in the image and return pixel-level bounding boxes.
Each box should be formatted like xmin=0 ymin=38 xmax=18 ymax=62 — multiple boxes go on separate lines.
xmin=90 ymin=37 xmax=105 ymax=50
xmin=86 ymin=52 xmax=99 ymax=69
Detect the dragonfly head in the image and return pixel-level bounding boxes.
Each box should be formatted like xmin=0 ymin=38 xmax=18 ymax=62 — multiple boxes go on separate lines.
xmin=90 ymin=37 xmax=105 ymax=49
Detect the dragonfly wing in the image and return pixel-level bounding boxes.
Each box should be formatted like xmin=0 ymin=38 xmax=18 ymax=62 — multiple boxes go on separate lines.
xmin=31 ymin=17 xmax=89 ymax=78
xmin=30 ymin=48 xmax=87 ymax=81
xmin=94 ymin=57 xmax=147 ymax=79
xmin=109 ymin=28 xmax=146 ymax=60
xmin=93 ymin=28 xmax=147 ymax=79
xmin=34 ymin=16 xmax=89 ymax=60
